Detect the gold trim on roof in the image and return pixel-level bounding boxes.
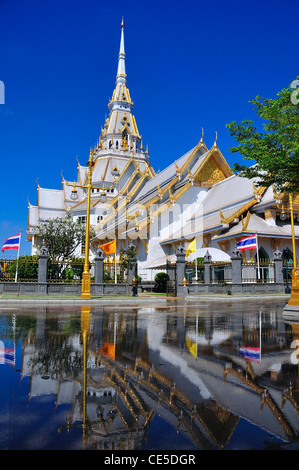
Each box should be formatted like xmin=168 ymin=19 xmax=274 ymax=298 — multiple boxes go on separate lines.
xmin=119 ymin=168 xmax=140 ymax=195
xmin=116 ymin=154 xmax=135 ymax=183
xmin=253 ymin=182 xmax=266 ymax=198
xmin=191 ymin=147 xmax=232 ymax=185
xmin=145 ymin=161 xmax=155 ymax=177
xmin=220 ymin=197 xmax=258 ymax=224
xmin=242 ymin=211 xmax=251 ymax=231
xmin=132 ymin=115 xmax=140 ymax=138
xmin=127 ymin=172 xmax=149 ymax=199
xmin=179 ymin=140 xmax=204 ymax=175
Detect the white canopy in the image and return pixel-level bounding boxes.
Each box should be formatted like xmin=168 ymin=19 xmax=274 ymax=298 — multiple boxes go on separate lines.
xmin=186 ymin=247 xmax=231 ymax=262
xmin=141 ymin=254 xmax=177 ymax=269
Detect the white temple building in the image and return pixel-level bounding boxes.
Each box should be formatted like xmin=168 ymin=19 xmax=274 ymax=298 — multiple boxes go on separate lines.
xmin=27 ymin=20 xmax=299 ymax=280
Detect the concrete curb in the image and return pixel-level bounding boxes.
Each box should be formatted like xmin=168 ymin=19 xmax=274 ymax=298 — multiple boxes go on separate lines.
xmin=0 ymin=293 xmax=291 ymax=305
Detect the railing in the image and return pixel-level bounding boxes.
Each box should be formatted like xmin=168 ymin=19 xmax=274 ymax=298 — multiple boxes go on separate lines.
xmin=0 ymin=255 xmax=38 ymax=282
xmin=211 ymin=262 xmax=232 ymax=284
xmin=1 ymin=254 xmax=295 ymax=288
xmin=185 ymin=261 xmax=233 ymax=284
xmin=242 ymin=260 xmax=274 ymax=283
xmin=104 ymin=262 xmax=127 ymax=284
xmin=47 ymin=258 xmax=88 ymax=283
xmin=185 ymin=261 xmax=204 ymax=283
xmin=283 ymin=260 xmax=294 ymax=284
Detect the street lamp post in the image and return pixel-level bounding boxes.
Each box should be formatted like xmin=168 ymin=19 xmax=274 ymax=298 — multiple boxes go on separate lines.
xmin=287 ymin=193 xmax=299 ymax=307
xmin=81 ymin=152 xmax=93 ymax=299
xmin=66 ymin=150 xmax=108 ymax=299
xmin=289 ymin=194 xmax=297 ymax=270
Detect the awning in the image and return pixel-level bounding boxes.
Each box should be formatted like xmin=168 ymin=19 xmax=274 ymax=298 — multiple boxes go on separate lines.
xmin=186 ymin=247 xmax=231 ymax=262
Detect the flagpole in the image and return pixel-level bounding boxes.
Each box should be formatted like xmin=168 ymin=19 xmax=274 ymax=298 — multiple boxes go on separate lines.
xmin=195 ymin=238 xmax=198 ymax=281
xmin=256 ymin=233 xmax=260 ymax=280
xmin=15 ymin=231 xmax=21 ymax=282
xmin=115 ymin=239 xmax=117 ymax=284
xmin=259 ymin=309 xmax=262 ymax=365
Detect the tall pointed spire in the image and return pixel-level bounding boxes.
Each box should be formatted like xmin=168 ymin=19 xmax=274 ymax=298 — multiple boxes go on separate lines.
xmin=116 ymin=17 xmax=126 ymax=86
xmin=98 ymin=20 xmax=150 ymax=163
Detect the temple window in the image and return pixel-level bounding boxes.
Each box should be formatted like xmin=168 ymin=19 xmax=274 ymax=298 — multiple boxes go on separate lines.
xmin=78 ymin=216 xmax=87 ymax=224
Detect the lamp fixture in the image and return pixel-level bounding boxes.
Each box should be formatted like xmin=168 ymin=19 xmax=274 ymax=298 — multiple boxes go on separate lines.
xmin=280 ymin=205 xmax=287 ymax=221
xmin=99 ymin=190 xmax=107 ymax=204
xmin=70 ymin=185 xmax=79 ymax=201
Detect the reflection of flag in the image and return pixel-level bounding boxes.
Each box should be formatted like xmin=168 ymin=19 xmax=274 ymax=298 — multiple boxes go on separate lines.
xmin=0 ymin=341 xmax=15 ymax=366
xmin=239 ymin=346 xmax=260 ymax=363
xmin=2 ymin=233 xmax=21 ymax=252
xmin=100 ymin=239 xmax=116 ymax=255
xmin=186 ymin=337 xmax=197 ymax=358
xmin=100 ymin=343 xmax=115 ymax=360
xmin=186 ymin=239 xmax=196 ymax=257
xmin=236 ymin=235 xmax=257 ymax=251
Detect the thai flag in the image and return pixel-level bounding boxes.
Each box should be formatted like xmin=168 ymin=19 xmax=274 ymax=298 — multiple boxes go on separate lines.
xmin=0 ymin=341 xmax=15 ymax=367
xmin=2 ymin=233 xmax=21 ymax=252
xmin=236 ymin=234 xmax=257 ymax=251
xmin=239 ymin=346 xmax=260 ymax=363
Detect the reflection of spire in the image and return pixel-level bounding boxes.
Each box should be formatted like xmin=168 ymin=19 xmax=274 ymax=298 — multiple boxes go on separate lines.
xmin=223 ymin=363 xmax=294 ymax=439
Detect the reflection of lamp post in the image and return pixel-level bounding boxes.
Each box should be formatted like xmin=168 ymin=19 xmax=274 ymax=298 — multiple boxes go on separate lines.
xmin=57 ymin=305 xmax=90 ymax=448
xmin=66 ymin=151 xmax=107 ymax=299
xmin=81 ymin=306 xmax=90 ymax=446
xmin=289 ymin=194 xmax=297 ymax=270
xmin=286 ymin=194 xmax=299 ymax=308
xmin=283 ymin=247 xmax=291 ymax=294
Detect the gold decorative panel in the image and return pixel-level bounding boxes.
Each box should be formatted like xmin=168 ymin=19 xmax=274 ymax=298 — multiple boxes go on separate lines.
xmin=195 ymin=159 xmax=226 ymax=186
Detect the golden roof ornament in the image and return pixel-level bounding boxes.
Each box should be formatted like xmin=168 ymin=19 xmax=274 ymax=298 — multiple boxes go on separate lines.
xmin=200 ymin=127 xmax=204 ymax=143
xmin=214 ymin=131 xmax=218 ymax=147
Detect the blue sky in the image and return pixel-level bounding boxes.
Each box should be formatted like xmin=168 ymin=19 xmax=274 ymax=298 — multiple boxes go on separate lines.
xmin=0 ymin=0 xmax=298 ymax=255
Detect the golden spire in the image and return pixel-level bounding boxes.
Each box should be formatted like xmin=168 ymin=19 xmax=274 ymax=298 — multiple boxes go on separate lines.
xmin=214 ymin=131 xmax=218 ymax=147
xmin=200 ymin=127 xmax=204 ymax=143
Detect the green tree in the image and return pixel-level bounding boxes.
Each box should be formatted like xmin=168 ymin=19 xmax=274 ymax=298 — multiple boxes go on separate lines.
xmin=6 ymin=255 xmax=39 ymax=280
xmin=226 ymin=77 xmax=299 ymax=193
xmin=154 ymin=272 xmax=169 ymax=292
xmin=37 ymin=216 xmax=86 ymax=263
xmin=120 ymin=244 xmax=137 ymax=276
xmin=37 ymin=217 xmax=94 ymax=279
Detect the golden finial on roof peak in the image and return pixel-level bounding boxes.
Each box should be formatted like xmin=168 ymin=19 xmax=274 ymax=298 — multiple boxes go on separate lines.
xmin=214 ymin=131 xmax=218 ymax=147
xmin=200 ymin=127 xmax=204 ymax=143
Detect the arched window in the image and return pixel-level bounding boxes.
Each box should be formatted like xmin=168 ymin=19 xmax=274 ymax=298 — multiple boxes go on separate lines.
xmin=255 ymin=247 xmax=269 ymax=262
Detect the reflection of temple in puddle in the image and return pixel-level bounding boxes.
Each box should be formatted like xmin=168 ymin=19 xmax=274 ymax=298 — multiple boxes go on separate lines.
xmin=16 ymin=304 xmax=299 ymax=449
